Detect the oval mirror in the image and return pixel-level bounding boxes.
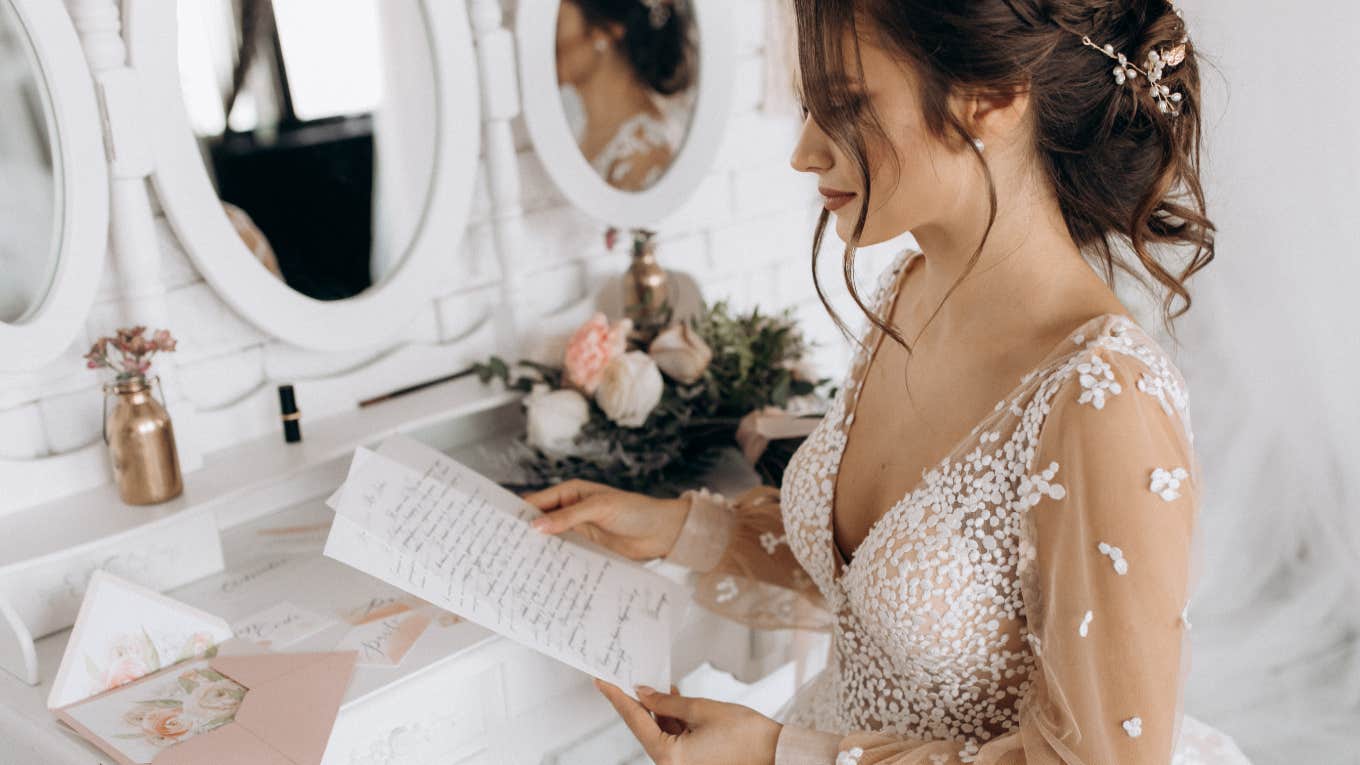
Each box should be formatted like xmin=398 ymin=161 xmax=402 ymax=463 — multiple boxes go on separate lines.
xmin=520 ymin=0 xmax=734 ymax=227
xmin=554 ymin=0 xmax=698 ymax=193
xmin=0 ymin=2 xmax=58 ymax=323
xmin=0 ymin=0 xmax=109 ymax=372
xmin=129 ymin=0 xmax=480 ymax=350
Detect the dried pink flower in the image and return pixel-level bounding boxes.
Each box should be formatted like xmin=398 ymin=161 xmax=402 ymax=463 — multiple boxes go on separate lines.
xmin=85 ymin=326 xmax=179 ymax=382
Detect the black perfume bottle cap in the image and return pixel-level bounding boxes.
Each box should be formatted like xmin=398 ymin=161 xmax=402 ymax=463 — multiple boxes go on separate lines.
xmin=278 ymin=384 xmax=302 ymax=443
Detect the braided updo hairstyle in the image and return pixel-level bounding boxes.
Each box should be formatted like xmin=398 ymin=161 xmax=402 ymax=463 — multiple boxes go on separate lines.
xmin=795 ymin=0 xmax=1215 ymax=349
xmin=568 ymin=0 xmax=696 ymax=96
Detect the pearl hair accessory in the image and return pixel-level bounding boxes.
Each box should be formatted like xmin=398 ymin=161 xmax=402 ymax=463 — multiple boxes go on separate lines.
xmin=1073 ymin=5 xmax=1190 ymax=116
xmin=639 ymin=0 xmax=681 ymax=30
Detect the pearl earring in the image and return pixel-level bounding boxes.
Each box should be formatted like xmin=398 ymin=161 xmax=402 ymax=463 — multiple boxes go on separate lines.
xmin=972 ymin=137 xmax=985 ymax=152
xmin=594 ymin=38 xmax=608 ymax=53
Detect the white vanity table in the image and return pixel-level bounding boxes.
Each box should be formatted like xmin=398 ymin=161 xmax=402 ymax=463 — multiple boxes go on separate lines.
xmin=0 ymin=390 xmax=826 ymax=764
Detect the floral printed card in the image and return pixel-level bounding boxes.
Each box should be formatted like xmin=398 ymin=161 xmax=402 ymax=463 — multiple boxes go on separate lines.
xmin=48 ymin=571 xmax=234 ymax=710
xmin=60 ymin=658 xmax=245 ymax=764
xmin=55 ymin=648 xmax=359 ymax=765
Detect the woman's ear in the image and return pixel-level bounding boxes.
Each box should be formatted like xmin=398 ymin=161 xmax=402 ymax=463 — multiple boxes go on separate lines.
xmin=957 ymin=87 xmax=1032 ymax=151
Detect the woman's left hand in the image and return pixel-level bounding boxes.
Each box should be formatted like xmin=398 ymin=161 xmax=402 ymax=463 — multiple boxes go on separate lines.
xmin=594 ymin=679 xmax=782 ymax=765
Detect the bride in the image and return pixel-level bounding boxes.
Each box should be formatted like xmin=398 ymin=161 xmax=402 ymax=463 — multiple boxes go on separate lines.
xmin=528 ymin=0 xmax=1253 ymax=762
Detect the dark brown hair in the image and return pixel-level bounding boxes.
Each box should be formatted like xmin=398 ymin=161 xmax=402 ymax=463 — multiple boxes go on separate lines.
xmin=568 ymin=0 xmax=697 ymax=96
xmin=794 ymin=0 xmax=1216 ymax=354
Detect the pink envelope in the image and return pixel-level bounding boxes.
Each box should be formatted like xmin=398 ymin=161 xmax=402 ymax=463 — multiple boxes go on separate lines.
xmin=55 ymin=650 xmax=357 ymax=765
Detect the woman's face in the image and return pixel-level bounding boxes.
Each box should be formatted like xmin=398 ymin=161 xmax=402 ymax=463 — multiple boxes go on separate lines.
xmin=556 ymin=2 xmax=601 ymax=87
xmin=790 ymin=31 xmax=977 ymax=246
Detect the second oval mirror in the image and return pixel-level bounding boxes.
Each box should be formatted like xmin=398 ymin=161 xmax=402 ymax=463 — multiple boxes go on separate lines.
xmin=554 ymin=0 xmax=697 ymax=193
xmin=520 ymin=0 xmax=734 ymax=228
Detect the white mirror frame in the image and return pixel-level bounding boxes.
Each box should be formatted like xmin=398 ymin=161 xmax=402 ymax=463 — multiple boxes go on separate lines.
xmin=124 ymin=0 xmax=480 ymax=351
xmin=517 ymin=0 xmax=735 ymax=228
xmin=0 ymin=0 xmax=109 ymax=371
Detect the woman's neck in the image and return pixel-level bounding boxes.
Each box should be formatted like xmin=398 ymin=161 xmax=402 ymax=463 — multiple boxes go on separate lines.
xmin=906 ymin=172 xmax=1123 ymax=346
xmin=573 ymin=55 xmax=659 ymax=156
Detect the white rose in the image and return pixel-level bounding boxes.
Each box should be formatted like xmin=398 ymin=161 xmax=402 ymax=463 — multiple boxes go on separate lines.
xmin=648 ymin=323 xmax=712 ymax=385
xmin=595 ymin=352 xmax=663 ymax=428
xmin=524 ymin=384 xmax=590 ymax=454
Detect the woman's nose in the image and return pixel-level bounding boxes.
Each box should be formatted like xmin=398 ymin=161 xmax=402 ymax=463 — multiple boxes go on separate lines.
xmin=790 ymin=114 xmax=834 ymax=175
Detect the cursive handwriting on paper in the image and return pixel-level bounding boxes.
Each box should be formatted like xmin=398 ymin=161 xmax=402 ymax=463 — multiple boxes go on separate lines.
xmin=323 ymin=436 xmax=686 ymax=694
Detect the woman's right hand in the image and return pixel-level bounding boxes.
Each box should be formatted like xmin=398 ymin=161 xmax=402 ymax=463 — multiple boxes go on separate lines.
xmin=523 ymin=479 xmax=690 ymax=561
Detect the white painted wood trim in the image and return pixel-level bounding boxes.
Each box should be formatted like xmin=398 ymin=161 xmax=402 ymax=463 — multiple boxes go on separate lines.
xmin=516 ymin=0 xmax=736 ymax=228
xmin=124 ymin=0 xmax=482 ymax=351
xmin=0 ymin=0 xmax=108 ymax=370
xmin=469 ymin=0 xmax=529 ymax=354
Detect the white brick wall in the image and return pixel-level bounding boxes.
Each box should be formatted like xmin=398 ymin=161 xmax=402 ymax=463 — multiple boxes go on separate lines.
xmin=0 ymin=0 xmax=902 ymax=510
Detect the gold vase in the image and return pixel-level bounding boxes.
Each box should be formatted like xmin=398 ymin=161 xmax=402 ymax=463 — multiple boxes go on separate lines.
xmin=103 ymin=376 xmax=183 ymax=505
xmin=623 ymin=230 xmax=669 ymax=345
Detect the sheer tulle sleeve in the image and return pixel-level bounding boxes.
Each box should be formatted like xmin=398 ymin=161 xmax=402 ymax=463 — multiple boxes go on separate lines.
xmin=664 ymin=485 xmax=832 ymax=631
xmin=773 ymin=348 xmax=1199 ymax=764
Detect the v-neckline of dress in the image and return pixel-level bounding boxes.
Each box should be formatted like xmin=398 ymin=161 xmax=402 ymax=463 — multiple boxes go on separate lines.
xmin=825 ymin=249 xmax=1130 ymax=580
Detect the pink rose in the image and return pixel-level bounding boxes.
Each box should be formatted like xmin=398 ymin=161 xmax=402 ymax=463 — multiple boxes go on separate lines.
xmin=175 ymin=631 xmax=216 ymax=661
xmin=103 ymin=654 xmax=150 ymax=691
xmin=141 ymin=707 xmax=190 ymax=743
xmin=193 ymin=682 xmax=243 ymax=713
xmin=563 ymin=313 xmax=631 ymax=394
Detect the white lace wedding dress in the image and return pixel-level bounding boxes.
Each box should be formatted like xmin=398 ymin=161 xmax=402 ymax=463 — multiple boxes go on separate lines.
xmin=588 ymin=111 xmax=672 ymax=191
xmin=664 ymin=248 xmax=1253 ymax=764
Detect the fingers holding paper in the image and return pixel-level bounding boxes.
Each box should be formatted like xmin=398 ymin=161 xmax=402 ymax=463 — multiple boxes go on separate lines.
xmin=526 ymin=481 xmax=691 ymax=561
xmin=521 ymin=478 xmax=609 ymax=511
xmin=594 ymin=679 xmax=782 ymax=765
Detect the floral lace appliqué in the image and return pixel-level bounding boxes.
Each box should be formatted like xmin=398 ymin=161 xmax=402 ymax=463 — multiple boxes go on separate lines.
xmin=836 ymin=746 xmax=865 ymax=765
xmin=1150 ymin=466 xmax=1190 ymax=501
xmin=1098 ymin=541 xmax=1130 ymax=575
xmin=1076 ymin=353 xmax=1123 ymax=409
xmin=759 ymin=531 xmax=787 ymax=555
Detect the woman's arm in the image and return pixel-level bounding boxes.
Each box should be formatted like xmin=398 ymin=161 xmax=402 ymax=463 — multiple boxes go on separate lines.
xmin=665 ymin=484 xmax=831 ymax=631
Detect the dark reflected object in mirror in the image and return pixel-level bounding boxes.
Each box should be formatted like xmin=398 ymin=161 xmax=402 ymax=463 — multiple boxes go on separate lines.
xmin=176 ymin=0 xmax=436 ymax=301
xmin=555 ymin=0 xmax=698 ymax=191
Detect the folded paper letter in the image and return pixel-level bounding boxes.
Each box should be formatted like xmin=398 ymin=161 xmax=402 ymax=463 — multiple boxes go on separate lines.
xmin=323 ymin=435 xmax=687 ymax=695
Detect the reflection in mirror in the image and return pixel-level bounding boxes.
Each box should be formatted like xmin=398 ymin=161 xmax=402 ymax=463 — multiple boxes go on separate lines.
xmin=556 ymin=0 xmax=697 ymax=192
xmin=176 ymin=0 xmax=436 ymax=301
xmin=0 ymin=0 xmax=59 ymax=324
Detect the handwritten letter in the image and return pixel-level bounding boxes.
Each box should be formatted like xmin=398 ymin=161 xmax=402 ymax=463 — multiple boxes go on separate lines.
xmin=323 ymin=436 xmax=686 ymax=693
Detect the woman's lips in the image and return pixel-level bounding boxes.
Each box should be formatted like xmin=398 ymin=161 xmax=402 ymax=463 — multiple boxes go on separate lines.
xmin=819 ymin=187 xmax=857 ymax=212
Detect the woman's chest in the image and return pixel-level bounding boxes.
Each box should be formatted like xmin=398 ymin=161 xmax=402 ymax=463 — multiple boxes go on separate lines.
xmin=782 ymin=392 xmax=1040 ymax=661
xmin=833 ymin=340 xmax=1028 ymax=563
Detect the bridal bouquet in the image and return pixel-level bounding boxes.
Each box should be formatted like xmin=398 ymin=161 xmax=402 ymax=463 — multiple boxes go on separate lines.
xmin=474 ymin=302 xmax=835 ymax=494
